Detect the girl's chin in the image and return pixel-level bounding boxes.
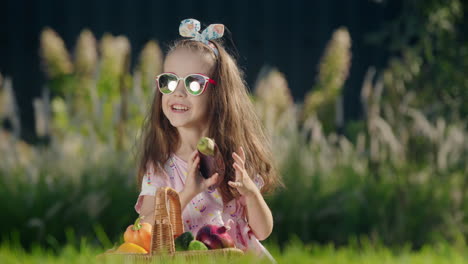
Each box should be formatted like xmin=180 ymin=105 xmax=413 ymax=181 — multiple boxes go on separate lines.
xmin=165 ymin=112 xmax=207 ymax=129
xmin=168 ymin=118 xmax=207 ymax=129
xmin=168 ymin=118 xmax=192 ymax=128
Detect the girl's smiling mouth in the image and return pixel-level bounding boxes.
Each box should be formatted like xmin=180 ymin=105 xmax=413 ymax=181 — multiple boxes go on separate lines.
xmin=170 ymin=103 xmax=190 ymax=113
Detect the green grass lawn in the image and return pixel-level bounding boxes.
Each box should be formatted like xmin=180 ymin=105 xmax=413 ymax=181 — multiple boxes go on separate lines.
xmin=2 ymin=238 xmax=468 ymax=264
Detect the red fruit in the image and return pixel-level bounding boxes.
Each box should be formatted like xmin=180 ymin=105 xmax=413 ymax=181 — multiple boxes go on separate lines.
xmin=196 ymin=224 xmax=235 ymax=249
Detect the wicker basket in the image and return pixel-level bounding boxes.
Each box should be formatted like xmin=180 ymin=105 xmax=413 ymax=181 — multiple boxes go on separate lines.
xmin=98 ymin=187 xmax=244 ymax=262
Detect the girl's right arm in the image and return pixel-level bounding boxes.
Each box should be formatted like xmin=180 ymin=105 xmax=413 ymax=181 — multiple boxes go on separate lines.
xmin=182 ymin=150 xmax=220 ymax=208
xmin=139 ymin=190 xmax=193 ymax=226
xmin=140 ymin=150 xmax=220 ymax=225
xmin=139 ymin=195 xmax=155 ymax=225
xmin=178 ymin=189 xmax=196 ymax=212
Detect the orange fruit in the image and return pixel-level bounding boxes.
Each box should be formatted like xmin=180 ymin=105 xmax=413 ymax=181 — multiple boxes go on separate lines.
xmin=116 ymin=242 xmax=148 ymax=254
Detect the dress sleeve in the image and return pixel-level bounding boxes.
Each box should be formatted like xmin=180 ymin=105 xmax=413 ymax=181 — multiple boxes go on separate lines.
xmin=253 ymin=173 xmax=265 ymax=191
xmin=134 ymin=162 xmax=170 ymax=214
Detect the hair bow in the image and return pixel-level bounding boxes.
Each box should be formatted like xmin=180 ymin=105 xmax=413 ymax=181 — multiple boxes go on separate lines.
xmin=179 ymin=18 xmax=225 ymax=56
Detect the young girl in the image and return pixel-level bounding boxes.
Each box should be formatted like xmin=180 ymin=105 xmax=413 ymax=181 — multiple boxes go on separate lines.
xmin=134 ymin=19 xmax=282 ymax=262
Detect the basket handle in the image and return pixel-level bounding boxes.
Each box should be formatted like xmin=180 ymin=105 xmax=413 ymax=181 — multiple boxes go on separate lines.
xmin=150 ymin=187 xmax=184 ymax=255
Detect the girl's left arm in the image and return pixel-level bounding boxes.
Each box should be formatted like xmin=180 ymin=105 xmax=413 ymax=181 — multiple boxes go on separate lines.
xmin=244 ymin=189 xmax=273 ymax=241
xmin=229 ymin=146 xmax=273 ymax=241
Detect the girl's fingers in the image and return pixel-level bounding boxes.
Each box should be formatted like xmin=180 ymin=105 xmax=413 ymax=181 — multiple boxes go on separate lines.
xmin=228 ymin=181 xmax=243 ymax=188
xmin=189 ymin=156 xmax=200 ymax=176
xmin=187 ymin=151 xmax=198 ymax=167
xmin=207 ymin=173 xmax=219 ymax=186
xmin=232 ymin=163 xmax=244 ymax=181
xmin=206 ymin=173 xmax=219 ymax=191
xmin=233 ymin=162 xmax=244 ymax=173
xmin=190 ymin=150 xmax=198 ymax=161
xmin=232 ymin=152 xmax=244 ymax=168
xmin=239 ymin=146 xmax=246 ymax=161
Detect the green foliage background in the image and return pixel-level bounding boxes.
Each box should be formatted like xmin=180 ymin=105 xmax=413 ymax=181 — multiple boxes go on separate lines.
xmin=0 ymin=0 xmax=467 ymax=261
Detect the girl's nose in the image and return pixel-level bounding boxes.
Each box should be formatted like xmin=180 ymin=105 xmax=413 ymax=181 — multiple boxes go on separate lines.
xmin=172 ymin=80 xmax=187 ymax=97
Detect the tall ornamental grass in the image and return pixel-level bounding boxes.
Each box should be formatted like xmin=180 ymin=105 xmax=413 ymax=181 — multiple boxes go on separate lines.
xmin=0 ymin=26 xmax=466 ymax=252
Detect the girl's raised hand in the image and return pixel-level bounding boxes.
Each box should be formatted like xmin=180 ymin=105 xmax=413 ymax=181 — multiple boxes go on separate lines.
xmin=228 ymin=146 xmax=259 ymax=198
xmin=184 ymin=150 xmax=220 ymax=197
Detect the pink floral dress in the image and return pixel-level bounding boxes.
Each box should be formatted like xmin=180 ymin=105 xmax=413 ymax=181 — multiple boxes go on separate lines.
xmin=134 ymin=153 xmax=276 ymax=263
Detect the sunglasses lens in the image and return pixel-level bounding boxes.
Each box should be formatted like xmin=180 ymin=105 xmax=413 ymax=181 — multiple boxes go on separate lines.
xmin=185 ymin=75 xmax=206 ymax=95
xmin=158 ymin=74 xmax=178 ymax=94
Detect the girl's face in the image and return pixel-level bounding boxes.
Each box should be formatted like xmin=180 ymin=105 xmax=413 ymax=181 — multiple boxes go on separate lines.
xmin=161 ymin=48 xmax=215 ymax=130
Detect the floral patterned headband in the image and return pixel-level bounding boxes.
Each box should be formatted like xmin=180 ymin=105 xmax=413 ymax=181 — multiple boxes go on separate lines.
xmin=179 ymin=18 xmax=225 ymax=56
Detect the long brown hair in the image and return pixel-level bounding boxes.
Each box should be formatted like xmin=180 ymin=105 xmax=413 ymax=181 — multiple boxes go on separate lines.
xmin=136 ymin=39 xmax=283 ymax=204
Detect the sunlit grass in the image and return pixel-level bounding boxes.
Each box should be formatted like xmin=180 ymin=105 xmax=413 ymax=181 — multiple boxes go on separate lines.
xmin=2 ymin=237 xmax=468 ymax=264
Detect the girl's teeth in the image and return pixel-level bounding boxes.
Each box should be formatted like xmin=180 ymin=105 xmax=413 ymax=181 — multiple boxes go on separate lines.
xmin=172 ymin=105 xmax=189 ymax=111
